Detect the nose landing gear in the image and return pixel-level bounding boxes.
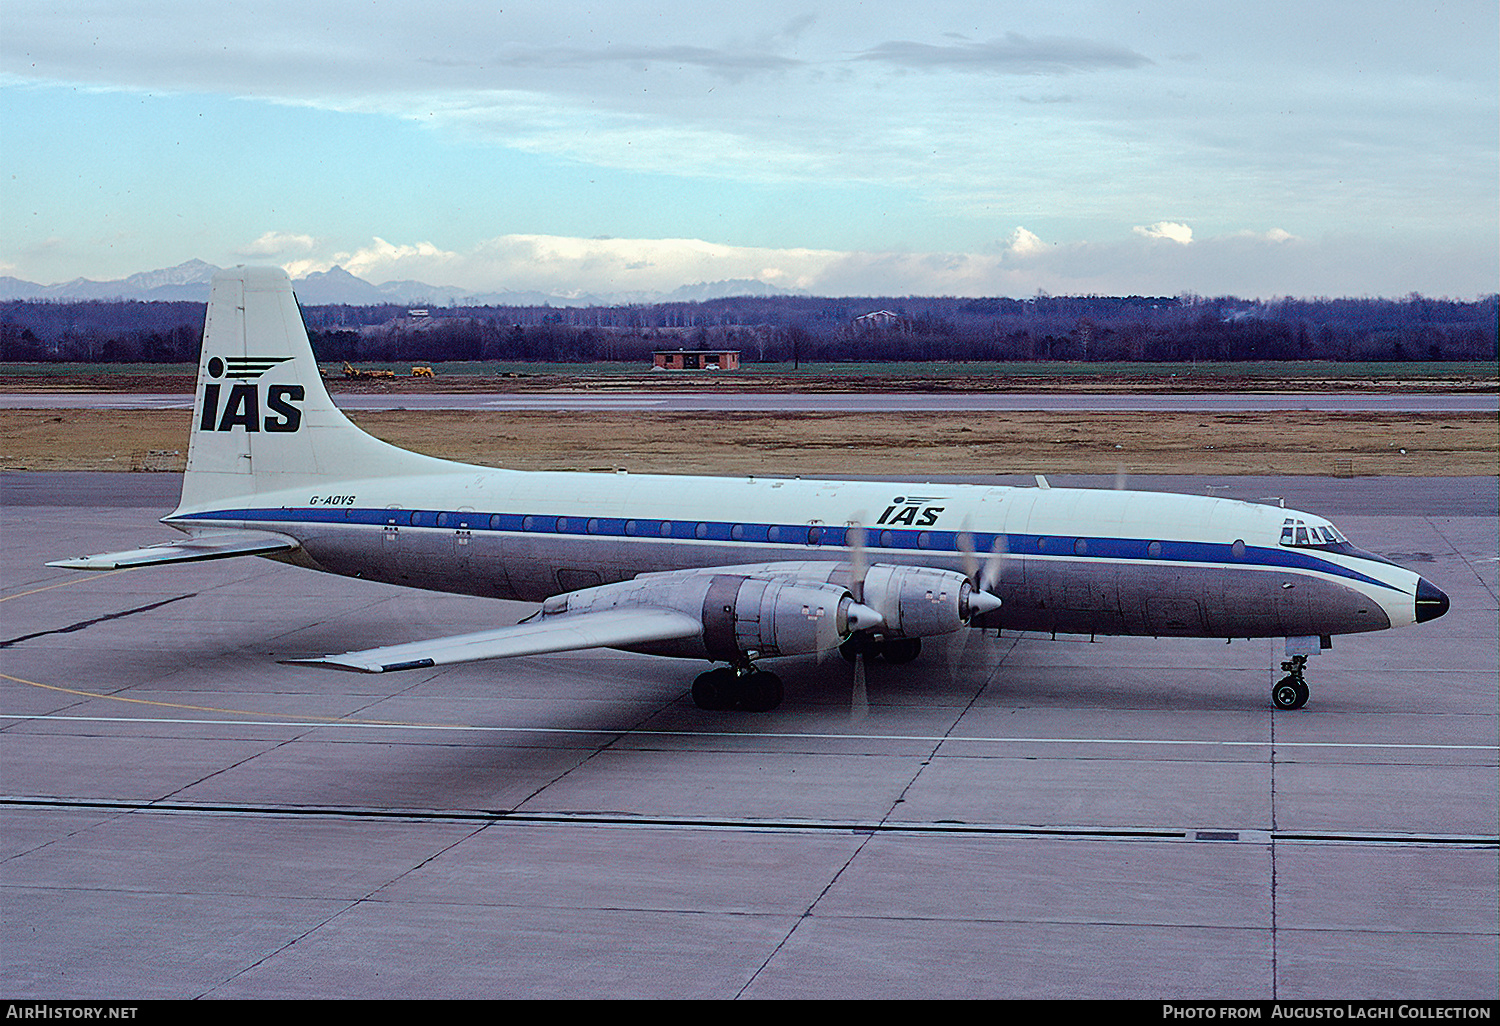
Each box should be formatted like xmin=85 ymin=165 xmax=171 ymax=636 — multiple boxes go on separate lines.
xmin=1272 ymin=654 xmax=1311 ymax=710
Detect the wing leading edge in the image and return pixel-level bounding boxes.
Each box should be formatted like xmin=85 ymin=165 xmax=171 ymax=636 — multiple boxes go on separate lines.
xmin=281 ymin=607 xmax=704 ymax=674
xmin=45 ymin=530 xmax=299 ymax=570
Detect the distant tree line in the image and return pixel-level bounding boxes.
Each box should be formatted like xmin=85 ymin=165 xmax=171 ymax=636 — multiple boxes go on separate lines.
xmin=3 ymin=293 xmax=1496 ymax=364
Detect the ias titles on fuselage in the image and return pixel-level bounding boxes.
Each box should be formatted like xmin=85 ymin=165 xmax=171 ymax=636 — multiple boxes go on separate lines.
xmin=876 ymin=496 xmax=947 ymax=526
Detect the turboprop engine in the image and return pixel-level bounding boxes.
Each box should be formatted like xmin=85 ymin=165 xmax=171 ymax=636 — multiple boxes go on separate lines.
xmin=855 ymin=564 xmax=999 ymax=639
xmin=537 ymin=572 xmax=883 ymax=661
xmin=534 ymin=562 xmax=998 ymax=664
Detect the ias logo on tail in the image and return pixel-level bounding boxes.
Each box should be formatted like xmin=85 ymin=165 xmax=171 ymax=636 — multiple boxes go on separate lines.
xmin=200 ymin=356 xmax=302 ymax=432
xmin=209 ymin=356 xmax=292 ymax=380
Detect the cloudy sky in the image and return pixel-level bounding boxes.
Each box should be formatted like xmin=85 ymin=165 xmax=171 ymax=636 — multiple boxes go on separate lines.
xmin=2 ymin=1 xmax=1495 ymax=298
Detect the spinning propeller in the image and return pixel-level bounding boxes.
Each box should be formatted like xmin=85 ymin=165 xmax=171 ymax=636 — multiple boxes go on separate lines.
xmin=844 ymin=520 xmax=874 ymax=720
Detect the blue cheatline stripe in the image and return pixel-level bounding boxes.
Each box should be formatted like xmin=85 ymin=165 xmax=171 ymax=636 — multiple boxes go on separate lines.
xmin=172 ymin=507 xmax=1405 ymax=593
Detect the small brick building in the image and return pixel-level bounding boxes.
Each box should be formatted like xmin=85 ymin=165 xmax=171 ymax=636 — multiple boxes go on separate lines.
xmin=652 ymin=350 xmax=740 ymax=370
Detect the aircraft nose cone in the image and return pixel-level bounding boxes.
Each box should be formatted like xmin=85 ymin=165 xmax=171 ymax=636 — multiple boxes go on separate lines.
xmin=1415 ymin=577 xmax=1449 ymax=623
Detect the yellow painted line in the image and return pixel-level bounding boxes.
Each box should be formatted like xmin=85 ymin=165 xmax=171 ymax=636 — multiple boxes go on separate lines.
xmin=0 ymin=670 xmax=416 ymax=728
xmin=0 ymin=568 xmax=132 ymax=602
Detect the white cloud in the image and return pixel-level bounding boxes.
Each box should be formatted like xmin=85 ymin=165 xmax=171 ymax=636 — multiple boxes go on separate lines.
xmin=4 ymin=1 xmax=1493 ymax=291
xmin=236 ymin=231 xmax=317 ymax=257
xmin=291 ymin=223 xmax=1439 ymax=299
xmin=1005 ymin=227 xmax=1047 ymax=256
xmin=1132 ymin=221 xmax=1194 ymax=244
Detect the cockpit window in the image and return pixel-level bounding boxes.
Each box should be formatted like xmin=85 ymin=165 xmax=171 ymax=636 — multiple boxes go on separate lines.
xmin=1280 ymin=518 xmax=1346 ymax=548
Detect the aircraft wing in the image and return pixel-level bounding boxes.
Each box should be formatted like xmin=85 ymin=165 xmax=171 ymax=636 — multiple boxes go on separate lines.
xmin=282 ymin=607 xmax=704 ymax=674
xmin=45 ymin=530 xmax=299 ymax=570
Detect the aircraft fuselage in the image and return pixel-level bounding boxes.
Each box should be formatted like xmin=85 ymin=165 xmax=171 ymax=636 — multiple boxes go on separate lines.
xmin=166 ymin=468 xmax=1418 ymax=641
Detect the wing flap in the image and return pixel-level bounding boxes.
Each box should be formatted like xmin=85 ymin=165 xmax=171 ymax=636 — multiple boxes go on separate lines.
xmin=46 ymin=530 xmax=299 ymax=570
xmin=282 ymin=607 xmax=703 ymax=673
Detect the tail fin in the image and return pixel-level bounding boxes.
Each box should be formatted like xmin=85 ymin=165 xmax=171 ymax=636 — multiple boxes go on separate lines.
xmin=176 ymin=266 xmax=449 ymax=513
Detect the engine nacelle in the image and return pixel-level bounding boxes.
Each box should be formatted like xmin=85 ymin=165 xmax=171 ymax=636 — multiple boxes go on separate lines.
xmin=540 ymin=573 xmax=866 ymax=661
xmin=858 ymin=565 xmax=981 ymax=639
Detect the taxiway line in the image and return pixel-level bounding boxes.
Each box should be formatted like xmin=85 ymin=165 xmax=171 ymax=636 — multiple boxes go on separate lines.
xmin=2 ymin=712 xmax=1494 ymax=753
xmin=5 ymin=796 xmax=1495 ymax=848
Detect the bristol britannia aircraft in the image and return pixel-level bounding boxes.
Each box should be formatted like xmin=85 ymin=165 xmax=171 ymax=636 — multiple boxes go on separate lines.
xmin=49 ymin=266 xmax=1449 ymax=712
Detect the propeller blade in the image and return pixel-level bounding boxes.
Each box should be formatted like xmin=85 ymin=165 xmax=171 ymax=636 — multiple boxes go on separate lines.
xmin=946 ymin=624 xmax=975 ymax=686
xmin=956 ymin=519 xmax=980 ymax=584
xmin=846 ymin=520 xmax=868 ymax=603
xmin=851 ymin=647 xmax=869 ymax=721
xmin=978 ymin=533 xmax=1008 ymax=596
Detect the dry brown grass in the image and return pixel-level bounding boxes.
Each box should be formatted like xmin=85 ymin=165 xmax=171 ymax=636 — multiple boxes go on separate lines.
xmin=2 ymin=408 xmax=1494 ymax=477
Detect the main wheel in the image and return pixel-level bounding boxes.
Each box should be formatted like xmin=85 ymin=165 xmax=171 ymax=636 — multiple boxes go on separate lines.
xmin=692 ymin=667 xmax=737 ymax=711
xmin=1272 ymin=676 xmax=1304 ymax=711
xmin=881 ymin=637 xmax=922 ymax=665
xmin=739 ymin=670 xmax=784 ymax=713
xmin=840 ymin=635 xmax=878 ymax=663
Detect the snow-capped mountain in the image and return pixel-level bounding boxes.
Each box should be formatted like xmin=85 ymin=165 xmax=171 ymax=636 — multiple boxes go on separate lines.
xmin=0 ymin=261 xmax=799 ymax=306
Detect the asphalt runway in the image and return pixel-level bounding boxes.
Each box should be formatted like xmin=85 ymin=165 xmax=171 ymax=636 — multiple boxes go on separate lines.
xmin=2 ymin=391 xmax=1495 ymax=412
xmin=2 ymin=473 xmax=1496 ymax=999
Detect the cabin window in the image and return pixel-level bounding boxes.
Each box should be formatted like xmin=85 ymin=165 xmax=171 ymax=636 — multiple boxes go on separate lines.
xmin=522 ymin=516 xmax=536 ymax=531
xmin=1074 ymin=538 xmax=1088 ymax=555
xmin=659 ymin=521 xmax=673 ymax=537
xmin=879 ymin=529 xmax=894 ymax=548
xmin=586 ymin=518 xmax=600 ymax=534
xmin=917 ymin=532 xmax=932 ymax=549
xmin=807 ymin=526 xmax=823 ymax=545
xmin=731 ymin=524 xmax=745 ymax=541
xmin=1147 ymin=541 xmax=1162 ymax=558
xmin=695 ymin=522 xmax=708 ymax=539
xmin=767 ymin=525 xmax=783 ymax=543
xmin=624 ymin=520 xmax=638 ymax=536
xmin=1231 ymin=539 xmax=1246 ymax=558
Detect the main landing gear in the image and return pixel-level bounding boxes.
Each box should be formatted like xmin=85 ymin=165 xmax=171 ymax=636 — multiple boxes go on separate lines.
xmin=692 ymin=665 xmax=784 ymax=713
xmin=1272 ymin=654 xmax=1311 ymax=711
xmin=838 ymin=634 xmax=922 ymax=665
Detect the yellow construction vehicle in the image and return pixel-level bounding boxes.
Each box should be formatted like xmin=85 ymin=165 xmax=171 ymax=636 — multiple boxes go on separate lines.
xmin=342 ymin=361 xmax=396 ymax=380
xmin=411 ymin=366 xmax=435 ymax=377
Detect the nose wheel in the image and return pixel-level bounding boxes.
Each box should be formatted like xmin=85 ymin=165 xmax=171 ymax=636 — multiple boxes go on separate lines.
xmin=1272 ymin=655 xmax=1311 ymax=710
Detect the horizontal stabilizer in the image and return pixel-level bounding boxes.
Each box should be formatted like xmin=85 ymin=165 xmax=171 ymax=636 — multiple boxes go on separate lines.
xmin=282 ymin=607 xmax=703 ymax=673
xmin=45 ymin=530 xmax=298 ymax=571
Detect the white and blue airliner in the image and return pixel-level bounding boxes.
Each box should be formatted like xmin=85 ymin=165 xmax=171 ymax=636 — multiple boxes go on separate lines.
xmin=49 ymin=267 xmax=1449 ymax=712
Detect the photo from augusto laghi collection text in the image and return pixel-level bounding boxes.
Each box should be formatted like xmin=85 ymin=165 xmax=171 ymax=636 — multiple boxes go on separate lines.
xmin=1162 ymin=1006 xmax=1494 ymax=1020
